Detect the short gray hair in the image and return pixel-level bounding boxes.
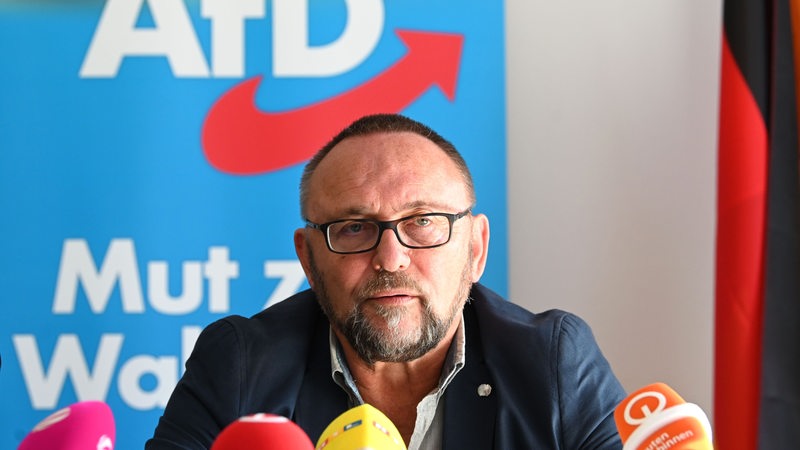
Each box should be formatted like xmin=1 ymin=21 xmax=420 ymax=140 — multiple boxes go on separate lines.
xmin=299 ymin=113 xmax=475 ymax=218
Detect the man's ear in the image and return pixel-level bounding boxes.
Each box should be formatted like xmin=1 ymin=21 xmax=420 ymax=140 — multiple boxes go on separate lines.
xmin=294 ymin=228 xmax=315 ymax=289
xmin=469 ymin=213 xmax=490 ymax=282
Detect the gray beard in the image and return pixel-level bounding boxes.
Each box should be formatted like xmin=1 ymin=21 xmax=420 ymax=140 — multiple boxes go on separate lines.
xmin=307 ymin=249 xmax=472 ymax=365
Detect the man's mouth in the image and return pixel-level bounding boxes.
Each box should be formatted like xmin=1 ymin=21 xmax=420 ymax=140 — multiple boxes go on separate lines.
xmin=365 ymin=292 xmax=417 ymax=306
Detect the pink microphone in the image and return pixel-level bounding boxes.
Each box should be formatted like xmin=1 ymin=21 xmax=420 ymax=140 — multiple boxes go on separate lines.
xmin=211 ymin=413 xmax=314 ymax=450
xmin=18 ymin=400 xmax=115 ymax=450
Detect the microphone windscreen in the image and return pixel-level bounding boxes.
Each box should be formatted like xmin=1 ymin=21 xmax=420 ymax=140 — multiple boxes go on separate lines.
xmin=18 ymin=400 xmax=115 ymax=450
xmin=315 ymin=404 xmax=406 ymax=450
xmin=614 ymin=382 xmax=685 ymax=443
xmin=211 ymin=413 xmax=314 ymax=450
xmin=614 ymin=382 xmax=712 ymax=450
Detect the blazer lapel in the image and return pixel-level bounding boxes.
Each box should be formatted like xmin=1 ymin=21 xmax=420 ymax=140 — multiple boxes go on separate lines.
xmin=293 ymin=317 xmax=351 ymax=443
xmin=442 ymin=304 xmax=497 ymax=449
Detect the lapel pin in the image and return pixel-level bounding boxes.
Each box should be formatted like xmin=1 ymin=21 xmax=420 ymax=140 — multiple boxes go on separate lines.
xmin=477 ymin=383 xmax=492 ymax=397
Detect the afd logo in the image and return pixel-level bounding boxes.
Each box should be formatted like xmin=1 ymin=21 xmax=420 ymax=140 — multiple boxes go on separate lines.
xmin=79 ymin=0 xmax=464 ymax=175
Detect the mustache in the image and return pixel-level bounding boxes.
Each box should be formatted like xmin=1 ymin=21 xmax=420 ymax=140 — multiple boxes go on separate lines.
xmin=354 ymin=271 xmax=425 ymax=302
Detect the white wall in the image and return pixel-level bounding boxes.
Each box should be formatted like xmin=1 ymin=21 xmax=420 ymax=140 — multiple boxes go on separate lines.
xmin=506 ymin=0 xmax=722 ymax=416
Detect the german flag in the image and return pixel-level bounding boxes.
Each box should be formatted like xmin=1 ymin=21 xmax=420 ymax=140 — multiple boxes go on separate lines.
xmin=716 ymin=0 xmax=800 ymax=448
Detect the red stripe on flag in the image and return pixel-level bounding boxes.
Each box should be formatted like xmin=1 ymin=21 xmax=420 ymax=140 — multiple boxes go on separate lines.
xmin=715 ymin=34 xmax=769 ymax=450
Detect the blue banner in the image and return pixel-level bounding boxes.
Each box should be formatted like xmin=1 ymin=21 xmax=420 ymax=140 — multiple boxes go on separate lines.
xmin=0 ymin=1 xmax=506 ymax=447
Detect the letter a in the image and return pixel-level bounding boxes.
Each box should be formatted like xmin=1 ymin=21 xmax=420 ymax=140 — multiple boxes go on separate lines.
xmin=80 ymin=0 xmax=209 ymax=77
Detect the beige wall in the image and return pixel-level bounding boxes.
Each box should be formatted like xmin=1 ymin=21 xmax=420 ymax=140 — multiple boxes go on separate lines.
xmin=506 ymin=0 xmax=722 ymax=416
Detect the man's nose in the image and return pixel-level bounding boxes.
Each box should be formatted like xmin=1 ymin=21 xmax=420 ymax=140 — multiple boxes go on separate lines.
xmin=371 ymin=228 xmax=410 ymax=272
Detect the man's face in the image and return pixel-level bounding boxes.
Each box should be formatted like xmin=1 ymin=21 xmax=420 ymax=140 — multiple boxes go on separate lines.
xmin=294 ymin=131 xmax=489 ymax=364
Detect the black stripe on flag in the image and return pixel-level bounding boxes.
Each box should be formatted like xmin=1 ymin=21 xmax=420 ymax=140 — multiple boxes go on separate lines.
xmin=759 ymin=0 xmax=800 ymax=446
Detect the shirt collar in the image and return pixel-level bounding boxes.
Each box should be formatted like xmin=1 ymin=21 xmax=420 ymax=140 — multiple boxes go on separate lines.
xmin=329 ymin=313 xmax=467 ymax=404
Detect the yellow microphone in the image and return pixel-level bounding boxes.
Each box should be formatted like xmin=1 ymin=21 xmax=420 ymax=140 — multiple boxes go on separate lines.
xmin=316 ymin=404 xmax=407 ymax=450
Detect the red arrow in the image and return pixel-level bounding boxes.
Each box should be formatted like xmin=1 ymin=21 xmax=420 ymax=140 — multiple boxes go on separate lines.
xmin=201 ymin=29 xmax=464 ymax=175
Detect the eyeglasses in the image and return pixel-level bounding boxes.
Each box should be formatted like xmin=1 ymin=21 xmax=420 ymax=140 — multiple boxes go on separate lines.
xmin=305 ymin=209 xmax=472 ymax=254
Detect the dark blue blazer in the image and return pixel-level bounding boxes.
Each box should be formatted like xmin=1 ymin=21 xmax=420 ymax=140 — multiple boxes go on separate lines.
xmin=146 ymin=284 xmax=626 ymax=449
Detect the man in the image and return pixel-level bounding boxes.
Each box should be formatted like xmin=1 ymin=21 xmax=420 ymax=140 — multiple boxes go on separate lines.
xmin=147 ymin=114 xmax=626 ymax=449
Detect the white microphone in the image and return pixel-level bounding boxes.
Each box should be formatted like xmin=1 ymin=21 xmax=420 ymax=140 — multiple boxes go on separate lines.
xmin=18 ymin=400 xmax=115 ymax=450
xmin=614 ymin=382 xmax=712 ymax=450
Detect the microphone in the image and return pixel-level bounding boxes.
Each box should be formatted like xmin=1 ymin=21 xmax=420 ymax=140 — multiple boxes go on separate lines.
xmin=315 ymin=404 xmax=406 ymax=450
xmin=210 ymin=413 xmax=314 ymax=450
xmin=18 ymin=400 xmax=115 ymax=450
xmin=614 ymin=382 xmax=712 ymax=450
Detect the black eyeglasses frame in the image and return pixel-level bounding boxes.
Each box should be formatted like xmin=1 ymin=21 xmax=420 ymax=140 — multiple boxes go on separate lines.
xmin=305 ymin=209 xmax=472 ymax=255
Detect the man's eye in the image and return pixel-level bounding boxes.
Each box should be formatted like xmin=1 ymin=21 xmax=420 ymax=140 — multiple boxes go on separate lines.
xmin=413 ymin=217 xmax=432 ymax=227
xmin=342 ymin=222 xmax=365 ymax=234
